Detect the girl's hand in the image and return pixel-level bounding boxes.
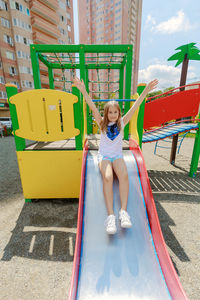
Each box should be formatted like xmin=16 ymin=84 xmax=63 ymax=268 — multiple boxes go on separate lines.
xmin=145 ymin=79 xmax=159 ymax=94
xmin=72 ymin=77 xmax=87 ymax=94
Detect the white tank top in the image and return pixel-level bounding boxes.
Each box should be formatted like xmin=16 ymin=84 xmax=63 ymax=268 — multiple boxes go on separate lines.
xmin=99 ymin=118 xmax=124 ymax=158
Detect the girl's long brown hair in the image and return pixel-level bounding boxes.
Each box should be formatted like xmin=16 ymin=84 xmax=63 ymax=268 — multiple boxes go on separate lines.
xmin=100 ymin=101 xmax=122 ymax=133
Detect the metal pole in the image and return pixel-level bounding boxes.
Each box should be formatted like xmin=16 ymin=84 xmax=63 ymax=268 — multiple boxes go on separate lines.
xmin=48 ymin=68 xmax=55 ymax=89
xmin=124 ymin=46 xmax=133 ymax=140
xmin=30 ymin=45 xmax=41 ymax=89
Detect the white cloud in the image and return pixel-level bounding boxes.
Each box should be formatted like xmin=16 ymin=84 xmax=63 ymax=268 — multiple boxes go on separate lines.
xmin=138 ymin=64 xmax=197 ymax=89
xmin=153 ymin=10 xmax=193 ymax=34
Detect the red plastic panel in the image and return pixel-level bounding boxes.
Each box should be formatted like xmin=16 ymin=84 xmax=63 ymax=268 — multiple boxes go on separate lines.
xmin=144 ymin=88 xmax=200 ymax=130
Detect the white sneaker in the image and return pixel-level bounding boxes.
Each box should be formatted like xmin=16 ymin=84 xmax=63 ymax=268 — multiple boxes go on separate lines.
xmin=104 ymin=214 xmax=117 ymax=234
xmin=119 ymin=209 xmax=132 ymax=228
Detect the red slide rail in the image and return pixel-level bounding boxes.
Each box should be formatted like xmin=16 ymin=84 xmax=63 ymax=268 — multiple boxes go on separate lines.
xmin=129 ymin=138 xmax=188 ymax=300
xmin=68 ymin=140 xmax=88 ymax=300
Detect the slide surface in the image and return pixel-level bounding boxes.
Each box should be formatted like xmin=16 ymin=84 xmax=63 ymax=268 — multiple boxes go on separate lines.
xmin=76 ymin=150 xmax=171 ymax=299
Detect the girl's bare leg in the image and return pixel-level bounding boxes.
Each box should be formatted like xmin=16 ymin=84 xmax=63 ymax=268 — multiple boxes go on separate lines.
xmin=112 ymin=158 xmax=129 ymax=210
xmin=99 ymin=160 xmax=114 ymax=215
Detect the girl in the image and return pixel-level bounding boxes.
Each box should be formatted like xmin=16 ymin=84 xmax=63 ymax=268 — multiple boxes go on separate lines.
xmin=73 ymin=77 xmax=158 ymax=234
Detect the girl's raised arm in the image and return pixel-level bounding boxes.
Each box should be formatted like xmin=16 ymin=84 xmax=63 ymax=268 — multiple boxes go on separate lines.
xmin=72 ymin=77 xmax=102 ymax=127
xmin=123 ymin=79 xmax=159 ymax=126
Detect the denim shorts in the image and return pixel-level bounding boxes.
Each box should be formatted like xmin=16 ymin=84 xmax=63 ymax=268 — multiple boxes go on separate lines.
xmin=97 ymin=154 xmax=123 ymax=163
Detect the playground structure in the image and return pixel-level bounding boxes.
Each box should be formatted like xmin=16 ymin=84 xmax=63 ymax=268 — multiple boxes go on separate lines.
xmin=142 ymin=84 xmax=200 ymax=177
xmin=5 ymin=44 xmax=199 ymax=299
xmin=6 ymin=44 xmax=146 ymax=201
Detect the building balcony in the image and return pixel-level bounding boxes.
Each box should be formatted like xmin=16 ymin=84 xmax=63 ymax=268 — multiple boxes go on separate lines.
xmin=31 ymin=16 xmax=60 ymax=39
xmin=30 ymin=1 xmax=59 ymax=25
xmin=33 ymin=31 xmax=58 ymax=44
xmin=30 ymin=0 xmax=58 ymax=11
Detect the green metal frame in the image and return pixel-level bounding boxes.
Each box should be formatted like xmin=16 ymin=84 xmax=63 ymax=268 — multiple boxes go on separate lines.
xmin=29 ymin=44 xmax=133 ymax=142
xmin=189 ymin=116 xmax=200 ymax=177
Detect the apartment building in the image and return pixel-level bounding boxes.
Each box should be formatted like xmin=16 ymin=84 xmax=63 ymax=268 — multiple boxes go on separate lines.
xmin=78 ymin=0 xmax=142 ymax=96
xmin=0 ymin=0 xmax=74 ymax=117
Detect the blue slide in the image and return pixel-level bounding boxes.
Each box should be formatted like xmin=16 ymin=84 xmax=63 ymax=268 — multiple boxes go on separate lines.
xmin=75 ymin=150 xmax=171 ymax=299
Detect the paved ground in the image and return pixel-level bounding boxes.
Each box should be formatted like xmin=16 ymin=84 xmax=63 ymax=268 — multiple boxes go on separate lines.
xmin=0 ymin=136 xmax=199 ymax=300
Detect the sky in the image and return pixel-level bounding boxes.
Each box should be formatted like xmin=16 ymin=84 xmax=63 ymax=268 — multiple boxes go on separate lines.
xmin=138 ymin=0 xmax=200 ymax=89
xmin=73 ymin=0 xmax=200 ymax=90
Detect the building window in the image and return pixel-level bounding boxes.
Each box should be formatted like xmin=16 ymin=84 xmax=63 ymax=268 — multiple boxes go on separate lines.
xmin=6 ymin=51 xmax=15 ymax=60
xmin=59 ymin=0 xmax=65 ymax=10
xmin=67 ymin=12 xmax=71 ymax=20
xmin=13 ymin=18 xmax=17 ymax=26
xmin=66 ymin=0 xmax=70 ymax=8
xmin=67 ymin=25 xmax=71 ymax=32
xmin=115 ymin=1 xmax=121 ymax=6
xmin=9 ymin=66 xmax=17 ymax=75
xmin=11 ymin=81 xmax=20 ymax=88
xmin=115 ymin=8 xmax=121 ymax=13
xmin=15 ymin=2 xmax=19 ymax=10
xmin=21 ymin=80 xmax=33 ymax=88
xmin=58 ymin=39 xmax=65 ymax=45
xmin=59 ymin=27 xmax=67 ymax=35
xmin=0 ymin=91 xmax=7 ymax=98
xmin=19 ymin=66 xmax=32 ymax=74
xmin=1 ymin=17 xmax=10 ymax=28
xmin=23 ymin=37 xmax=27 ymax=44
xmin=12 ymin=18 xmax=32 ymax=32
xmin=0 ymin=0 xmax=8 ymax=10
xmin=15 ymin=35 xmax=20 ymax=43
xmin=3 ymin=35 xmax=13 ymax=46
xmin=0 ymin=76 xmax=5 ymax=84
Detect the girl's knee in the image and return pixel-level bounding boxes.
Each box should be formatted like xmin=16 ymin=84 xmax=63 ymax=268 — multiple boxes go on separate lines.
xmin=103 ymin=173 xmax=113 ymax=183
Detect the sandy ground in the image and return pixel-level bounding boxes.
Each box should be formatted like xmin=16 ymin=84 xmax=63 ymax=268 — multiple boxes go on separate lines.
xmin=0 ymin=136 xmax=199 ymax=300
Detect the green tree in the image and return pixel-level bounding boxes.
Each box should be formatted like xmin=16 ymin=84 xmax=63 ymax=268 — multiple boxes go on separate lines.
xmin=147 ymin=87 xmax=175 ymax=100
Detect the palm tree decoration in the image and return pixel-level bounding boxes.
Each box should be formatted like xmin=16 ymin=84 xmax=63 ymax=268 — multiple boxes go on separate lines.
xmin=168 ymin=42 xmax=200 ymax=88
xmin=167 ymin=43 xmax=200 ymax=164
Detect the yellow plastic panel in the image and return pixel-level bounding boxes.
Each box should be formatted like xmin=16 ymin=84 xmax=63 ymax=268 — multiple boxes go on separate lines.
xmin=17 ymin=151 xmax=82 ymax=198
xmin=83 ymin=97 xmax=87 ymax=145
xmin=129 ymin=93 xmax=139 ymax=143
xmin=93 ymin=121 xmax=98 ymax=134
xmin=10 ymin=89 xmax=80 ymax=141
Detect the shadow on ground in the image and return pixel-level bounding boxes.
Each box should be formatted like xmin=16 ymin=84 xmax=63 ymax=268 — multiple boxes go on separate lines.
xmin=1 ymin=199 xmax=78 ymax=262
xmin=147 ymin=170 xmax=200 ymax=269
xmin=148 ymin=170 xmax=200 ymax=194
